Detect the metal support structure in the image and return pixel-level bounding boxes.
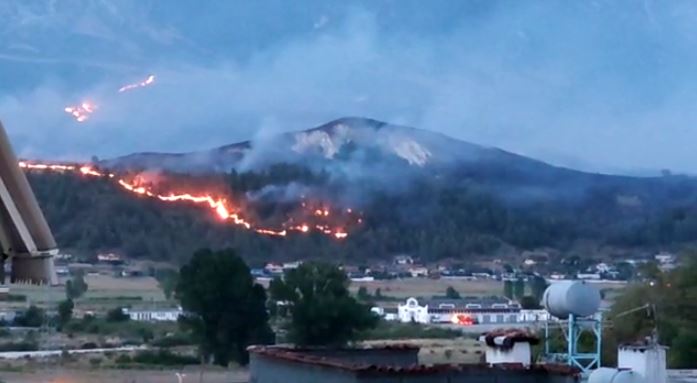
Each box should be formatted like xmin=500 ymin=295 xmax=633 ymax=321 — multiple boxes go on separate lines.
xmin=0 ymin=121 xmax=58 ymax=285
xmin=544 ymin=312 xmax=602 ymax=375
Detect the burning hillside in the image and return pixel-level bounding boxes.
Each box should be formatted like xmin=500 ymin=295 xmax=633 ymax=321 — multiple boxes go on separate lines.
xmin=19 ymin=161 xmax=356 ymax=240
xmin=18 ymin=118 xmax=697 ymax=264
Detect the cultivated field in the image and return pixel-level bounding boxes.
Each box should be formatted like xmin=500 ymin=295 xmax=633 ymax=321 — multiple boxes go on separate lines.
xmin=350 ymin=278 xmax=503 ymax=299
xmin=2 ymin=274 xmax=165 ymax=309
xmin=0 ymin=275 xmax=169 ymax=324
xmin=0 ymin=367 xmax=246 ymax=383
xmin=349 ymin=278 xmax=627 ymax=301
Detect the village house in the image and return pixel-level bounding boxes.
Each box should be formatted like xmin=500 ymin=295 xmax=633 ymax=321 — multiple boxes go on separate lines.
xmin=122 ymin=307 xmax=182 ymax=322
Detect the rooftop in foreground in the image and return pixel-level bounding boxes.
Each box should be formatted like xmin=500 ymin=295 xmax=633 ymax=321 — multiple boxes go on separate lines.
xmin=248 ymin=345 xmax=580 ymax=383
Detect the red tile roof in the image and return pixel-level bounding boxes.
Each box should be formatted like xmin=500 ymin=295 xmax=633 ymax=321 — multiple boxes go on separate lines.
xmin=248 ymin=345 xmax=578 ymax=377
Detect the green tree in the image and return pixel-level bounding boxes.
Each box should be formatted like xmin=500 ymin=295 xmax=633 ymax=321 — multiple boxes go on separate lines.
xmin=176 ymin=248 xmax=274 ymax=366
xmin=374 ymin=288 xmax=383 ymax=299
xmin=513 ymin=278 xmax=526 ymax=301
xmin=57 ymin=299 xmax=74 ymax=329
xmin=269 ymin=262 xmax=378 ymax=346
xmin=15 ymin=306 xmax=45 ymax=327
xmin=529 ymin=276 xmax=549 ymax=302
xmin=503 ymin=280 xmax=514 ymax=299
xmin=445 ymin=286 xmax=461 ymax=299
xmin=106 ymin=307 xmax=130 ymax=322
xmin=154 ymin=269 xmax=178 ymax=300
xmin=608 ymin=256 xmax=697 ymax=368
xmin=357 ymin=286 xmax=371 ymax=301
xmin=66 ymin=271 xmax=88 ymax=299
xmin=519 ymin=295 xmax=541 ymax=309
xmin=670 ymin=330 xmax=697 ymax=368
xmin=636 ymin=261 xmax=662 ymax=280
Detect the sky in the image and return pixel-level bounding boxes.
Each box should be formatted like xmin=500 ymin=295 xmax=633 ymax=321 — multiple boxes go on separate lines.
xmin=0 ymin=0 xmax=696 ymax=174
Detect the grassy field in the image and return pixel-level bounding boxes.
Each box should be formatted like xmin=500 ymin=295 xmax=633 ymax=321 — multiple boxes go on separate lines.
xmin=349 ymin=278 xmax=503 ymax=299
xmin=0 ymin=367 xmax=246 ymax=383
xmin=349 ymin=278 xmax=627 ymax=301
xmin=1 ymin=275 xmax=166 ymax=309
xmin=0 ymin=274 xmax=168 ymax=321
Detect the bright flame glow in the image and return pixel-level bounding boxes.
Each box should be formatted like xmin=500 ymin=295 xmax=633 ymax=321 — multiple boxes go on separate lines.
xmin=450 ymin=314 xmax=474 ymax=326
xmin=64 ymin=101 xmax=97 ymax=122
xmin=118 ymin=74 xmax=156 ymax=93
xmin=21 ymin=160 xmax=357 ymax=240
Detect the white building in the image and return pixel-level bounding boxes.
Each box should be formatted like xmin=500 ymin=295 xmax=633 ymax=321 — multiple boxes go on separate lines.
xmin=480 ymin=330 xmax=537 ymax=367
xmin=577 ymin=273 xmax=601 ymax=280
xmin=517 ymin=309 xmax=550 ymax=323
xmin=408 ymin=266 xmax=429 ymax=278
xmin=123 ymin=307 xmax=182 ymax=322
xmin=397 ymin=298 xmax=430 ymax=323
xmin=393 ymin=255 xmax=414 ymax=265
xmin=395 ymin=297 xmax=531 ymax=325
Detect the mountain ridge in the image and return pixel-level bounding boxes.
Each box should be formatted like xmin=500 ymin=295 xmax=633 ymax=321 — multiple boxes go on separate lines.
xmin=99 ymin=117 xmax=614 ymax=180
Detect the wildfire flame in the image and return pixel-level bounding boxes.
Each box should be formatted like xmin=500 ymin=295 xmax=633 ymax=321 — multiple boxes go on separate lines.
xmin=65 ymin=74 xmax=155 ymax=123
xmin=64 ymin=101 xmax=97 ymax=122
xmin=20 ymin=161 xmax=356 ymax=240
xmin=118 ymin=74 xmax=156 ymax=93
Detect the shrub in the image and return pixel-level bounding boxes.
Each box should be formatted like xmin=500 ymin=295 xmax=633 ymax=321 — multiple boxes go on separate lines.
xmin=106 ymin=308 xmax=130 ymax=323
xmin=115 ymin=354 xmax=132 ymax=364
xmin=150 ymin=333 xmax=195 ymax=348
xmin=131 ymin=350 xmax=199 ymax=366
xmin=360 ymin=321 xmax=462 ymax=340
xmin=89 ymin=357 xmax=102 ymax=367
xmin=0 ymin=341 xmax=38 ymax=352
xmin=81 ymin=342 xmax=98 ymax=349
xmin=4 ymin=294 xmax=27 ymax=302
xmin=13 ymin=306 xmax=45 ymax=327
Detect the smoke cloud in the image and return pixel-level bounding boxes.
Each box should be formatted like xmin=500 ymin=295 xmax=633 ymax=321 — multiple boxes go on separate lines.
xmin=1 ymin=1 xmax=696 ymax=174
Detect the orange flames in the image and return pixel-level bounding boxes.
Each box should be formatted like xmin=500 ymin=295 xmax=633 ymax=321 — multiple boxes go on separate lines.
xmin=64 ymin=101 xmax=97 ymax=123
xmin=20 ymin=161 xmax=355 ymax=240
xmin=65 ymin=74 xmax=155 ymax=122
xmin=118 ymin=74 xmax=156 ymax=93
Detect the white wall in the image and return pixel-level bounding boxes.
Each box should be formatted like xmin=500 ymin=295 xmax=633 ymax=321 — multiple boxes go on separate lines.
xmin=397 ymin=298 xmax=429 ymax=324
xmin=485 ymin=342 xmax=532 ymax=366
xmin=618 ymin=346 xmax=667 ymax=383
xmin=127 ymin=309 xmax=181 ymax=322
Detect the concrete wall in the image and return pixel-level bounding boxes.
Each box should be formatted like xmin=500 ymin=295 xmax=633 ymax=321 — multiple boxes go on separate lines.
xmin=485 ymin=342 xmax=532 ymax=366
xmin=618 ymin=346 xmax=667 ymax=383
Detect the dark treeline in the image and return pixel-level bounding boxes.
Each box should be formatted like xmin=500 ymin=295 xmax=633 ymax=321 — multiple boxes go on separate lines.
xmin=25 ymin=162 xmax=697 ymax=264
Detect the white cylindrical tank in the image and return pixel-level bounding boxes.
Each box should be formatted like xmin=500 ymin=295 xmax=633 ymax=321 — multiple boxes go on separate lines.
xmin=542 ymin=280 xmax=600 ymax=319
xmin=589 ymin=368 xmax=644 ymax=383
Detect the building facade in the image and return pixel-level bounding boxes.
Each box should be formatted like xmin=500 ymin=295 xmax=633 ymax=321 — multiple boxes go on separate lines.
xmin=123 ymin=307 xmax=182 ymax=322
xmin=396 ymin=297 xmax=548 ymax=325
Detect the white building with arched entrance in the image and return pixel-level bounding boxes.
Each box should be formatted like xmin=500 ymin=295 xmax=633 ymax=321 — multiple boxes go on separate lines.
xmin=397 ymin=297 xmax=430 ymax=323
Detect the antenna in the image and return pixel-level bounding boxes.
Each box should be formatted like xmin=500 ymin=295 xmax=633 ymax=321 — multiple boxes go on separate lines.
xmin=612 ymin=303 xmax=659 ymax=345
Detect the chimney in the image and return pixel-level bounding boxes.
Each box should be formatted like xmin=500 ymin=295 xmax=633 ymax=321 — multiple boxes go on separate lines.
xmin=479 ymin=329 xmax=538 ymax=366
xmin=618 ymin=344 xmax=668 ymax=383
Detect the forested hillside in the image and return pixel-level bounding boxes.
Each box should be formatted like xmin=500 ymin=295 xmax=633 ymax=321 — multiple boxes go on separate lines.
xmin=26 ymin=160 xmax=697 ymax=264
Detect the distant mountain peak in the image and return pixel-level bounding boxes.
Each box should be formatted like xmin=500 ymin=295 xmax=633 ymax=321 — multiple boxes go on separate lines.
xmin=289 ymin=117 xmax=433 ymax=166
xmin=99 ymin=117 xmax=508 ymax=174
